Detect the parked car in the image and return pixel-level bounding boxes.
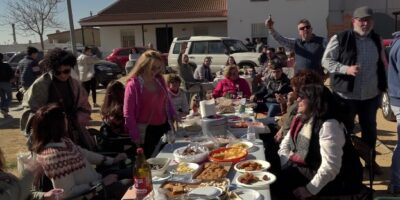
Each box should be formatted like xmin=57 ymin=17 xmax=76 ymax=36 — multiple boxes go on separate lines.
xmin=168 ymin=36 xmax=260 ymax=74
xmin=382 ymin=38 xmax=396 ymax=121
xmin=94 ymin=60 xmax=123 ymax=87
xmin=105 ymin=47 xmax=146 ymax=72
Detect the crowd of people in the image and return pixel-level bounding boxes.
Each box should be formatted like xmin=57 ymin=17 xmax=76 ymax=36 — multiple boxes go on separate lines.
xmin=0 ymin=5 xmax=399 ymax=200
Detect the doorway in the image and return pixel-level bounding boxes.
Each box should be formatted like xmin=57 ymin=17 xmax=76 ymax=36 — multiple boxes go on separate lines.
xmin=156 ymin=27 xmax=173 ymax=53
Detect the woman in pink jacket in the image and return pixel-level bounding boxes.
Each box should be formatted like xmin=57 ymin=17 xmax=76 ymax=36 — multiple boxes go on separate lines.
xmin=123 ymin=50 xmax=176 ymax=158
xmin=213 ymin=65 xmax=251 ymax=99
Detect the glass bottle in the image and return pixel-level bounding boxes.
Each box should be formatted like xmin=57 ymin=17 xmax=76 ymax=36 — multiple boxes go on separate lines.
xmin=246 ymin=122 xmax=256 ymax=142
xmin=134 ymin=148 xmax=153 ymax=200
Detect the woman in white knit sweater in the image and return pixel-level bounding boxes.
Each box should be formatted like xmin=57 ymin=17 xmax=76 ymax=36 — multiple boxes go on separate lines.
xmin=31 ymin=103 xmax=131 ymax=199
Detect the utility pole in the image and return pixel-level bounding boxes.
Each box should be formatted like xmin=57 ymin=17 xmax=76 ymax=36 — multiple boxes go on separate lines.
xmin=11 ymin=24 xmax=17 ymax=44
xmin=67 ymin=0 xmax=77 ymax=55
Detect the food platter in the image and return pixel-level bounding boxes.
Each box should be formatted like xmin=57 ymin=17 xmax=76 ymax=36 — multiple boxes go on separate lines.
xmin=208 ymin=147 xmax=248 ymax=163
xmin=234 ymin=160 xmax=270 ymax=173
xmin=193 ymin=162 xmax=232 ymax=180
xmin=235 ymin=172 xmax=276 ymax=189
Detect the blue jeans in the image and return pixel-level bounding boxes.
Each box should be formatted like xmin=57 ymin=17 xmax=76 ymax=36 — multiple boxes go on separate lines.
xmin=391 ymin=105 xmax=400 ymax=190
xmin=0 ymin=82 xmax=12 ymax=112
xmin=265 ymin=102 xmax=281 ymax=117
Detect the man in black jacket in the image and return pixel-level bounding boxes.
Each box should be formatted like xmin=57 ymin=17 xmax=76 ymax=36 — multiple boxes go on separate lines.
xmin=322 ymin=6 xmax=388 ymax=174
xmin=0 ymin=53 xmax=14 ymax=117
xmin=17 ymin=46 xmax=40 ymax=90
xmin=250 ymin=58 xmax=292 ymax=117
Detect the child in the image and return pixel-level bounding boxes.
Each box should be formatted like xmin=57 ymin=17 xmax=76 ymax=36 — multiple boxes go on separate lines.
xmin=166 ymin=74 xmax=189 ymax=117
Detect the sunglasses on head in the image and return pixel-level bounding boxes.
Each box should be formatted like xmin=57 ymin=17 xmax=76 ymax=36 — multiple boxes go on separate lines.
xmin=54 ymin=69 xmax=71 ymax=76
xmin=299 ymin=25 xmax=311 ymax=31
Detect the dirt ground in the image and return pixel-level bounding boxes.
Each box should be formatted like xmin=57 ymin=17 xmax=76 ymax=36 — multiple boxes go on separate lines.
xmin=0 ymin=86 xmax=398 ymax=198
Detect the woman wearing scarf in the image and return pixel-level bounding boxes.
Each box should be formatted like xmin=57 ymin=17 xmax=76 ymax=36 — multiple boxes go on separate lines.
xmin=276 ymin=84 xmax=362 ymax=199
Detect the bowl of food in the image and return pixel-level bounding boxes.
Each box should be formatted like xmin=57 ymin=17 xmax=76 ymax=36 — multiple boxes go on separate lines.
xmin=147 ymin=157 xmax=171 ymax=176
xmin=234 ymin=160 xmax=270 ymax=173
xmin=170 ymin=162 xmax=200 ymax=175
xmin=226 ymin=140 xmax=253 ymax=150
xmin=208 ymin=147 xmax=248 ymax=163
xmin=173 ymin=144 xmax=209 ymax=163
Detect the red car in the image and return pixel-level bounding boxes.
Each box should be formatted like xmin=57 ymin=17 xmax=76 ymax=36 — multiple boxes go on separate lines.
xmin=105 ymin=47 xmax=146 ymax=70
xmin=106 ymin=47 xmax=169 ymax=72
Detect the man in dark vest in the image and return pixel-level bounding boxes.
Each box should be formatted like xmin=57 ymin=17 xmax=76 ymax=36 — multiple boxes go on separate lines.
xmin=265 ymin=17 xmax=326 ymax=76
xmin=322 ymin=6 xmax=388 ymax=174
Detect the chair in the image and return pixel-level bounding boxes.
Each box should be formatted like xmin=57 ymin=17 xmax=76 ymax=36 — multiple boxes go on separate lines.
xmin=350 ymin=135 xmax=375 ymax=199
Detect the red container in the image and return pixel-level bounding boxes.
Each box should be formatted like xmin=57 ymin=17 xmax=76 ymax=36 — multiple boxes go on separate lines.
xmin=208 ymin=147 xmax=248 ymax=163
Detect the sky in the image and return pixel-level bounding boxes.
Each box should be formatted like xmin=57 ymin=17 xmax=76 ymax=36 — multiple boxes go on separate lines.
xmin=0 ymin=0 xmax=114 ymax=45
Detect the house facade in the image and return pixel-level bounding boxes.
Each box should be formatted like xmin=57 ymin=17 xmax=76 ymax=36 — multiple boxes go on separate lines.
xmin=79 ymin=0 xmax=227 ymax=55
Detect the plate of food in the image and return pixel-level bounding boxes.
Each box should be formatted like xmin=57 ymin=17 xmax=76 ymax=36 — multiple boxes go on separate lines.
xmin=236 ymin=172 xmax=276 ymax=189
xmin=208 ymin=147 xmax=248 ymax=163
xmin=229 ymin=188 xmax=262 ymax=200
xmin=173 ymin=144 xmax=209 ymax=163
xmin=226 ymin=140 xmax=254 ymax=150
xmin=147 ymin=157 xmax=171 ymax=176
xmin=234 ymin=160 xmax=270 ymax=173
xmin=187 ymin=186 xmax=223 ymax=198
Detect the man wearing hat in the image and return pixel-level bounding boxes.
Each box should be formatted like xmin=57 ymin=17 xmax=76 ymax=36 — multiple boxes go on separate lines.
xmin=322 ymin=6 xmax=388 ymax=174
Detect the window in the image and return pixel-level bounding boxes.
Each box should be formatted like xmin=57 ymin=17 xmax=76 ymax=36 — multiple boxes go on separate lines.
xmin=251 ymin=23 xmax=267 ymax=38
xmin=190 ymin=41 xmax=207 ymax=54
xmin=172 ymin=43 xmax=182 ymax=54
xmin=208 ymin=41 xmax=226 ymax=54
xmin=120 ymin=30 xmax=135 ymax=47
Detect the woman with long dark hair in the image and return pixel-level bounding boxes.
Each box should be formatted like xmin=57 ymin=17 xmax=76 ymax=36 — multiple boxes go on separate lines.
xmin=31 ymin=103 xmax=130 ymax=199
xmin=275 ymin=84 xmax=363 ymax=199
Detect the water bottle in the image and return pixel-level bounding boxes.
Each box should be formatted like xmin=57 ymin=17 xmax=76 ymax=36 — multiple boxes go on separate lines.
xmin=246 ymin=123 xmax=256 ymax=142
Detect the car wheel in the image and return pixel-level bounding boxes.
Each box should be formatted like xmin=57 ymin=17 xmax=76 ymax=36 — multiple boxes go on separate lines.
xmin=382 ymin=92 xmax=396 ymax=121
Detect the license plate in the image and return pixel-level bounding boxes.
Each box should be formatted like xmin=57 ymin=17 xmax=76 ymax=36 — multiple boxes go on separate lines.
xmin=106 ymin=73 xmax=113 ymax=75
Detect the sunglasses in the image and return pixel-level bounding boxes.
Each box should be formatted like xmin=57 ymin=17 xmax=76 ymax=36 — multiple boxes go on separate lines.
xmin=54 ymin=69 xmax=71 ymax=76
xmin=299 ymin=25 xmax=311 ymax=31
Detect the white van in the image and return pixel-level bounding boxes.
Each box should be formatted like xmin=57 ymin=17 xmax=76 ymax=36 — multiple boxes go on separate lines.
xmin=168 ymin=36 xmax=260 ymax=73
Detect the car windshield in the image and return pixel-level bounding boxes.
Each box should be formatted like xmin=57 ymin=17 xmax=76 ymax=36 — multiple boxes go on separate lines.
xmin=223 ymin=40 xmax=249 ymax=53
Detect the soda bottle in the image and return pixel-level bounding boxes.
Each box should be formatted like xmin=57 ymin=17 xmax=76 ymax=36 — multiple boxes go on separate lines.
xmin=134 ymin=148 xmax=153 ymax=200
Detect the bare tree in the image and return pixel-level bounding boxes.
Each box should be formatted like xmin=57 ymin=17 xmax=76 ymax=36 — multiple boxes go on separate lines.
xmin=4 ymin=0 xmax=63 ymax=50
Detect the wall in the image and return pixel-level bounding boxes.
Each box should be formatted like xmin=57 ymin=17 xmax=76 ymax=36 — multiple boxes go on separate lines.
xmin=228 ymin=0 xmax=329 ymax=47
xmin=99 ymin=22 xmax=227 ymax=56
xmin=47 ymin=28 xmax=100 ymax=46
